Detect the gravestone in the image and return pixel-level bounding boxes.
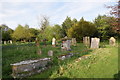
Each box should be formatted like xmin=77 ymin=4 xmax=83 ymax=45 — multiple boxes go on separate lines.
xmin=109 ymin=37 xmax=116 ymax=46
xmin=11 ymin=58 xmax=52 ymax=78
xmin=61 ymin=39 xmax=71 ymax=51
xmin=90 ymin=38 xmax=100 ymax=49
xmin=61 ymin=40 xmax=67 ymax=50
xmin=83 ymin=36 xmax=90 ymax=46
xmin=4 ymin=41 xmax=6 ymax=44
xmin=10 ymin=40 xmax=13 ymax=44
xmin=52 ymin=37 xmax=56 ymax=47
xmin=71 ymin=38 xmax=76 ymax=46
xmin=48 ymin=50 xmax=53 ymax=56
xmin=66 ymin=40 xmax=71 ymax=50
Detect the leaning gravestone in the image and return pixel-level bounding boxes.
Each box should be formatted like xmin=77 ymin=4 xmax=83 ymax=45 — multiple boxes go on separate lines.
xmin=11 ymin=58 xmax=52 ymax=78
xmin=109 ymin=37 xmax=116 ymax=46
xmin=48 ymin=50 xmax=53 ymax=56
xmin=83 ymin=36 xmax=90 ymax=46
xmin=71 ymin=38 xmax=76 ymax=46
xmin=10 ymin=40 xmax=12 ymax=44
xmin=90 ymin=38 xmax=100 ymax=49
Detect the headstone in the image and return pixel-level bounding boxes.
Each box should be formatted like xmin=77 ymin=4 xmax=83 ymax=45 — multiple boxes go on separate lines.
xmin=48 ymin=50 xmax=53 ymax=56
xmin=83 ymin=36 xmax=90 ymax=46
xmin=71 ymin=38 xmax=76 ymax=46
xmin=66 ymin=40 xmax=71 ymax=50
xmin=52 ymin=37 xmax=56 ymax=47
xmin=37 ymin=49 xmax=42 ymax=55
xmin=10 ymin=40 xmax=13 ymax=44
xmin=109 ymin=37 xmax=116 ymax=46
xmin=4 ymin=41 xmax=6 ymax=44
xmin=90 ymin=38 xmax=100 ymax=49
xmin=61 ymin=40 xmax=71 ymax=51
xmin=61 ymin=40 xmax=67 ymax=50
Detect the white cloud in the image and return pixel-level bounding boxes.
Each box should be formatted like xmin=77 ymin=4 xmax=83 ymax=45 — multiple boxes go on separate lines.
xmin=0 ymin=0 xmax=117 ymax=29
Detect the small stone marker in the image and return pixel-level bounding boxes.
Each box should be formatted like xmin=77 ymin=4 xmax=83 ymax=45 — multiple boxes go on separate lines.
xmin=52 ymin=37 xmax=56 ymax=47
xmin=109 ymin=37 xmax=116 ymax=46
xmin=71 ymin=38 xmax=76 ymax=46
xmin=48 ymin=50 xmax=53 ymax=56
xmin=83 ymin=36 xmax=90 ymax=46
xmin=90 ymin=38 xmax=100 ymax=49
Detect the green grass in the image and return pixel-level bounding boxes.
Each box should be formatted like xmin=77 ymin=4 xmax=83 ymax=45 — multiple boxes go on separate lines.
xmin=2 ymin=41 xmax=119 ymax=79
xmin=2 ymin=42 xmax=88 ymax=78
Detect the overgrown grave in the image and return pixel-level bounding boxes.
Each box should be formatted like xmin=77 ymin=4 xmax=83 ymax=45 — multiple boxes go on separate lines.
xmin=10 ymin=58 xmax=52 ymax=78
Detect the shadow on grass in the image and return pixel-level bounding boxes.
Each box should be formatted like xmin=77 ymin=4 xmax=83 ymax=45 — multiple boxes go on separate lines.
xmin=53 ymin=76 xmax=72 ymax=80
xmin=114 ymin=71 xmax=120 ymax=80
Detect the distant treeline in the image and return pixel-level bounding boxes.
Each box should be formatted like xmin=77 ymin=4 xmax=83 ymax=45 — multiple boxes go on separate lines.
xmin=0 ymin=15 xmax=119 ymax=42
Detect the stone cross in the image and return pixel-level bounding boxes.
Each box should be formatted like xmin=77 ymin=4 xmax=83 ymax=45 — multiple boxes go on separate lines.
xmin=90 ymin=38 xmax=100 ymax=49
xmin=109 ymin=37 xmax=116 ymax=46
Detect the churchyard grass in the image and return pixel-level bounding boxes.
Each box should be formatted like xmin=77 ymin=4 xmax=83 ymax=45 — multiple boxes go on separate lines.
xmin=2 ymin=40 xmax=119 ymax=78
xmin=2 ymin=42 xmax=88 ymax=78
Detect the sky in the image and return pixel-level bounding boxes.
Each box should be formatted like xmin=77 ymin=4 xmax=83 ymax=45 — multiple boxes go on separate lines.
xmin=0 ymin=0 xmax=118 ymax=30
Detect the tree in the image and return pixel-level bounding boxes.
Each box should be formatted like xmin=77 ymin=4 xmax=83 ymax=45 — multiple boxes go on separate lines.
xmin=94 ymin=15 xmax=117 ymax=40
xmin=52 ymin=24 xmax=63 ymax=39
xmin=12 ymin=24 xmax=34 ymax=41
xmin=62 ymin=16 xmax=73 ymax=36
xmin=107 ymin=0 xmax=120 ymax=34
xmin=38 ymin=15 xmax=49 ymax=32
xmin=67 ymin=17 xmax=97 ymax=41
xmin=0 ymin=24 xmax=14 ymax=41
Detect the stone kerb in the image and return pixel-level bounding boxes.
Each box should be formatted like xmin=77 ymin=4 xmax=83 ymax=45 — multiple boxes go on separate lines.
xmin=10 ymin=58 xmax=52 ymax=78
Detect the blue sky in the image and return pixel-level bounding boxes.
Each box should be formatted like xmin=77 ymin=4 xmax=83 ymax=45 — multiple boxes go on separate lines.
xmin=0 ymin=0 xmax=118 ymax=30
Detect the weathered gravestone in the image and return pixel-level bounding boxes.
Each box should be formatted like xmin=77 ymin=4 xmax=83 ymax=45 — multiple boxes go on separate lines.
xmin=11 ymin=58 xmax=52 ymax=78
xmin=66 ymin=40 xmax=71 ymax=50
xmin=90 ymin=38 xmax=100 ymax=49
xmin=10 ymin=40 xmax=13 ymax=44
xmin=4 ymin=41 xmax=6 ymax=44
xmin=83 ymin=36 xmax=90 ymax=46
xmin=71 ymin=38 xmax=76 ymax=46
xmin=61 ymin=40 xmax=71 ymax=51
xmin=48 ymin=50 xmax=53 ymax=56
xmin=52 ymin=37 xmax=56 ymax=47
xmin=109 ymin=37 xmax=116 ymax=46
